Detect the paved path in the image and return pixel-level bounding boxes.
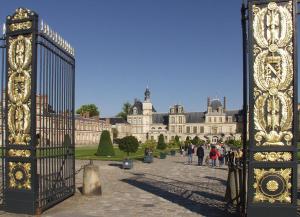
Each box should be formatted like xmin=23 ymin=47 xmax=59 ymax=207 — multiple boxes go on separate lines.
xmin=0 ymin=153 xmax=233 ymax=217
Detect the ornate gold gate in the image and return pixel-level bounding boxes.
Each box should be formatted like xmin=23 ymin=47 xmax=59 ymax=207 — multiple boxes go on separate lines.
xmin=247 ymin=1 xmax=297 ymax=216
xmin=2 ymin=8 xmax=75 ymax=214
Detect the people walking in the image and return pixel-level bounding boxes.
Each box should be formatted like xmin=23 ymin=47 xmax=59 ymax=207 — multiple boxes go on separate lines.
xmin=196 ymin=145 xmax=205 ymax=166
xmin=187 ymin=143 xmax=193 ymax=165
xmin=209 ymin=146 xmax=219 ymax=167
xmin=218 ymin=146 xmax=225 ymax=166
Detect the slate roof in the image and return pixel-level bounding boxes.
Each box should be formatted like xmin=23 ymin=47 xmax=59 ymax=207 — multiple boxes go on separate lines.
xmin=129 ymin=100 xmax=156 ymax=115
xmin=185 ymin=112 xmax=205 ymax=123
xmin=100 ymin=117 xmax=128 ymax=125
xmin=152 ymin=113 xmax=169 ymax=125
xmin=226 ymin=110 xmax=243 ymax=122
xmin=152 ymin=110 xmax=242 ymax=124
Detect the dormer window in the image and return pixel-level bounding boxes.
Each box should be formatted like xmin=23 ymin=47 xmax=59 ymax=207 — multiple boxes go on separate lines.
xmin=133 ymin=107 xmax=138 ymax=115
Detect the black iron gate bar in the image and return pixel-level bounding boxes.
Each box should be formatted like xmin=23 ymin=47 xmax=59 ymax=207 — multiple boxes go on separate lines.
xmin=0 ymin=35 xmax=6 ymax=207
xmin=35 ymin=20 xmax=75 ymax=212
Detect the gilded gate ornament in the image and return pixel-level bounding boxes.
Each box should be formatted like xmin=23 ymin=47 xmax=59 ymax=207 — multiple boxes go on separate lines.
xmin=7 ymin=35 xmax=32 ymax=145
xmin=9 ymin=21 xmax=32 ymax=32
xmin=252 ymin=1 xmax=294 ymax=146
xmin=254 ymin=152 xmax=292 ymax=162
xmin=253 ymin=168 xmax=291 ymax=203
xmin=8 ymin=162 xmax=31 ymax=190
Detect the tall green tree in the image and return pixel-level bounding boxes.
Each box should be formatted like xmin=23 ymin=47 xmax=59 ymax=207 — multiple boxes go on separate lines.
xmin=117 ymin=102 xmax=132 ymax=120
xmin=184 ymin=136 xmax=191 ymax=145
xmin=118 ymin=136 xmax=139 ymax=156
xmin=96 ymin=130 xmax=115 ymax=156
xmin=192 ymin=136 xmax=200 ymax=145
xmin=76 ymin=104 xmax=99 ymax=117
xmin=157 ymin=134 xmax=167 ymax=150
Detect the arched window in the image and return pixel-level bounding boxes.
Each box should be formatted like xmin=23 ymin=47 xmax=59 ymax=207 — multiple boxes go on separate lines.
xmin=133 ymin=107 xmax=138 ymax=115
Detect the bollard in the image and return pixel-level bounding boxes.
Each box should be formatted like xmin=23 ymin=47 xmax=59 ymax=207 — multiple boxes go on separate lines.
xmin=82 ymin=164 xmax=102 ymax=196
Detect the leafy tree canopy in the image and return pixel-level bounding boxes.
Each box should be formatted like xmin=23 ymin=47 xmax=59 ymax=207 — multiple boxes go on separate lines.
xmin=117 ymin=102 xmax=132 ymax=120
xmin=119 ymin=136 xmax=139 ymax=156
xmin=76 ymin=104 xmax=99 ymax=117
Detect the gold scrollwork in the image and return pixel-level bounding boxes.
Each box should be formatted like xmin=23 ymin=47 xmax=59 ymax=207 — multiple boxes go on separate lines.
xmin=254 ymin=152 xmax=292 ymax=162
xmin=11 ymin=8 xmax=31 ymax=20
xmin=8 ymin=162 xmax=31 ymax=190
xmin=7 ymin=34 xmax=32 ymax=145
xmin=253 ymin=168 xmax=291 ymax=203
xmin=9 ymin=21 xmax=32 ymax=32
xmin=252 ymin=1 xmax=294 ymax=146
xmin=8 ymin=149 xmax=31 ymax=157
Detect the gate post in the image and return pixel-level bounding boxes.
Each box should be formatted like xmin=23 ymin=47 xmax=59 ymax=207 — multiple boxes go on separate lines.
xmin=4 ymin=8 xmax=38 ymax=214
xmin=247 ymin=1 xmax=297 ymax=216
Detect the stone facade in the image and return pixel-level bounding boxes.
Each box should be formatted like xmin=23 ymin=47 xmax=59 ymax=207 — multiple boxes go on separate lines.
xmin=75 ymin=114 xmax=112 ymax=147
xmin=120 ymin=88 xmax=242 ymax=144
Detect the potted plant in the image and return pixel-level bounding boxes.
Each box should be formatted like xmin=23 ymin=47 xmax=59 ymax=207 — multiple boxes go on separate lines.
xmin=118 ymin=136 xmax=139 ymax=169
xmin=157 ymin=134 xmax=167 ymax=159
xmin=167 ymin=141 xmax=176 ymax=156
xmin=143 ymin=139 xmax=156 ymax=163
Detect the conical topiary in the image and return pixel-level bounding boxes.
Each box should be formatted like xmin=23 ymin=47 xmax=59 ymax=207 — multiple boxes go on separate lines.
xmin=96 ymin=130 xmax=115 ymax=156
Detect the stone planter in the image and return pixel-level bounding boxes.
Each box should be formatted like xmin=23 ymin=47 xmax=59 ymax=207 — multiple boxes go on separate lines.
xmin=144 ymin=155 xmax=153 ymax=163
xmin=160 ymin=152 xmax=167 ymax=159
xmin=122 ymin=159 xmax=133 ymax=169
xmin=170 ymin=150 xmax=176 ymax=156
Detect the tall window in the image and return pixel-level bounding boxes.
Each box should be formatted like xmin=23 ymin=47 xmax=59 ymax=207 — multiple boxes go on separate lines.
xmin=186 ymin=126 xmax=190 ymax=133
xmin=193 ymin=126 xmax=197 ymax=134
xmin=214 ymin=117 xmax=217 ymax=122
xmin=208 ymin=117 xmax=211 ymax=122
xmin=179 ymin=126 xmax=182 ymax=133
xmin=200 ymin=126 xmax=204 ymax=133
xmin=212 ymin=127 xmax=218 ymax=134
xmin=171 ymin=117 xmax=175 ymax=124
xmin=219 ymin=117 xmax=222 ymax=122
xmin=179 ymin=116 xmax=183 ymax=124
xmin=228 ymin=117 xmax=232 ymax=122
xmin=171 ymin=126 xmax=175 ymax=132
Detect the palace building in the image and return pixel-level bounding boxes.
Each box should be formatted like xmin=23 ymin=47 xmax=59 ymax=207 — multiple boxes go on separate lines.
xmin=116 ymin=88 xmax=242 ymax=144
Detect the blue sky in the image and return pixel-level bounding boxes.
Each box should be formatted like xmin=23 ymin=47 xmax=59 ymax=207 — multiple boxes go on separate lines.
xmin=2 ymin=0 xmax=298 ymax=117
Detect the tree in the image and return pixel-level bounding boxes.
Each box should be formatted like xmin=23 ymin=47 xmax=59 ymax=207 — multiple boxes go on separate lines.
xmin=227 ymin=139 xmax=242 ymax=148
xmin=144 ymin=139 xmax=157 ymax=152
xmin=184 ymin=136 xmax=191 ymax=145
xmin=157 ymin=134 xmax=167 ymax=150
xmin=191 ymin=136 xmax=200 ymax=145
xmin=76 ymin=104 xmax=99 ymax=117
xmin=117 ymin=102 xmax=132 ymax=120
xmin=118 ymin=136 xmax=139 ymax=156
xmin=96 ymin=130 xmax=115 ymax=156
xmin=174 ymin=135 xmax=180 ymax=144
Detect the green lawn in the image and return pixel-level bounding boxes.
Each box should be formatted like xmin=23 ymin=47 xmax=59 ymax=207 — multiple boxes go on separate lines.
xmin=75 ymin=146 xmax=161 ymax=161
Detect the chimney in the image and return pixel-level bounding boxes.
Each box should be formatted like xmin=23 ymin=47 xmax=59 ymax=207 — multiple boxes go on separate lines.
xmin=207 ymin=97 xmax=211 ymax=107
xmin=223 ymin=97 xmax=227 ymax=111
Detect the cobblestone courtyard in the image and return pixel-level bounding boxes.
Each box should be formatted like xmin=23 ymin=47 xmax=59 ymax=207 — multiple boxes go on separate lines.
xmin=1 ymin=154 xmax=300 ymax=217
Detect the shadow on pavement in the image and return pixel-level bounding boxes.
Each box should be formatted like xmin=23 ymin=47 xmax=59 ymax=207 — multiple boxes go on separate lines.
xmin=108 ymin=163 xmax=122 ymax=168
xmin=122 ymin=174 xmax=237 ymax=217
xmin=204 ymin=176 xmax=227 ymax=186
